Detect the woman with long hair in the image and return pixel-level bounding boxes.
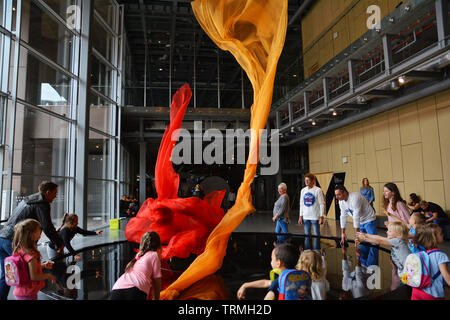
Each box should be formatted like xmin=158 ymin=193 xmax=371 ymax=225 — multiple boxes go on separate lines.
xmin=360 ymin=178 xmax=375 ymax=209
xmin=382 ymin=183 xmax=410 ymax=226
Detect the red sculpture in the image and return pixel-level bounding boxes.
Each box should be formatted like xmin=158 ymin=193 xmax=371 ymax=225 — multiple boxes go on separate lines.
xmin=125 ymin=84 xmax=226 ymax=260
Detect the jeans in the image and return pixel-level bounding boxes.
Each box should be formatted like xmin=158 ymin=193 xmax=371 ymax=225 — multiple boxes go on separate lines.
xmin=304 ymin=219 xmax=320 ymax=250
xmin=0 ymin=237 xmax=13 ymax=300
xmin=358 ymin=220 xmax=379 ymax=267
xmin=275 ymin=219 xmax=289 ymax=244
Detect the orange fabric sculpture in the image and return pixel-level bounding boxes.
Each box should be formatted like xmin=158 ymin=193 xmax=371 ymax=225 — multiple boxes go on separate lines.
xmin=160 ymin=0 xmax=288 ymax=299
xmin=125 ymin=83 xmax=226 ymax=260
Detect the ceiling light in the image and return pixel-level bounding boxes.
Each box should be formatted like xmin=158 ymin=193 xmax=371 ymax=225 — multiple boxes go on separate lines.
xmin=292 ymin=74 xmax=297 ymax=78
xmin=398 ymin=76 xmax=406 ymax=84
xmin=159 ymin=68 xmax=163 ymax=71
xmin=357 ymin=95 xmax=366 ymax=104
xmin=312 ymin=121 xmax=316 ymax=126
xmin=390 ymin=79 xmax=400 ymax=90
xmin=332 ymin=110 xmax=337 ymax=116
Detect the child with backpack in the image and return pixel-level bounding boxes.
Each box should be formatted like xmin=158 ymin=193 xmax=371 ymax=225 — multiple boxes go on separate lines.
xmin=408 ymin=213 xmax=426 ymax=253
xmin=264 ymin=243 xmax=312 ymax=300
xmin=356 ymin=221 xmax=411 ymax=290
xmin=296 ymin=249 xmax=329 ymax=300
xmin=47 ymin=213 xmax=103 ymax=262
xmin=5 ymin=219 xmax=55 ymax=300
xmin=406 ymin=223 xmax=450 ymax=300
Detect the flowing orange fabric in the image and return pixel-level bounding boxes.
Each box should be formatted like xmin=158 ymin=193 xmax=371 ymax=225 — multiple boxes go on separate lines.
xmin=160 ymin=0 xmax=288 ymax=299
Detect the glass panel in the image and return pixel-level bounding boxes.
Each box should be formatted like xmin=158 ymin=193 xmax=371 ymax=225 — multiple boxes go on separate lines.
xmin=87 ymin=179 xmax=112 ymax=229
xmin=119 ymin=147 xmax=130 ymax=183
xmin=88 ymin=131 xmax=111 ymax=180
xmin=92 ymin=16 xmax=114 ymax=63
xmin=1 ymin=175 xmax=8 ymax=221
xmin=3 ymin=98 xmax=11 ymax=171
xmin=10 ymin=175 xmax=69 ymax=226
xmin=41 ymin=0 xmax=77 ymax=23
xmin=0 ymin=0 xmax=4 ymax=27
xmin=94 ymin=0 xmax=115 ymax=30
xmin=13 ymin=103 xmax=70 ymax=177
xmin=17 ymin=46 xmax=72 ymax=118
xmin=7 ymin=38 xmax=16 ymax=93
xmin=92 ymin=54 xmax=113 ymax=98
xmin=21 ymin=0 xmax=74 ymax=71
xmin=90 ymin=92 xmax=112 ymax=135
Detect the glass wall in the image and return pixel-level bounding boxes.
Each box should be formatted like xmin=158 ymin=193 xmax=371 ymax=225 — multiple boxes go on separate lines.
xmin=0 ymin=0 xmax=124 ymax=231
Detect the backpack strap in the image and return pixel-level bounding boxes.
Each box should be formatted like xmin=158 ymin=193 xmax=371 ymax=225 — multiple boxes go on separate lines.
xmin=426 ymin=249 xmax=443 ymax=282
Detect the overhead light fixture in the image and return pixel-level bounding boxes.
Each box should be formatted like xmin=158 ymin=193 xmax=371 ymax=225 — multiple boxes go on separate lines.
xmin=332 ymin=110 xmax=337 ymax=116
xmin=159 ymin=68 xmax=163 ymax=71
xmin=312 ymin=120 xmax=316 ymax=126
xmin=292 ymin=74 xmax=297 ymax=78
xmin=357 ymin=95 xmax=366 ymax=104
xmin=391 ymin=79 xmax=400 ymax=90
xmin=291 ymin=127 xmax=295 ymax=133
xmin=398 ymin=76 xmax=406 ymax=84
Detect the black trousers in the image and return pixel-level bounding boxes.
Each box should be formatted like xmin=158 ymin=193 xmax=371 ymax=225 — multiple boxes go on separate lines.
xmin=110 ymin=286 xmax=147 ymax=300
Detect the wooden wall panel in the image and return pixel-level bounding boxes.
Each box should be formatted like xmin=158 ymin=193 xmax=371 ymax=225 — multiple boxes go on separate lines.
xmin=401 ymin=143 xmax=424 ymax=201
xmin=398 ymin=102 xmax=420 ymax=146
xmin=437 ymin=106 xmax=450 ymax=209
xmin=424 ymin=180 xmax=446 ymax=207
xmin=418 ymin=96 xmax=443 ymax=180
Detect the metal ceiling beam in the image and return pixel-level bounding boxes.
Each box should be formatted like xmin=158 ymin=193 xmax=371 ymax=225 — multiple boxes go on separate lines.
xmin=281 ymin=76 xmax=450 ymax=146
xmin=404 ymin=70 xmax=442 ymax=80
xmin=139 ymin=0 xmax=154 ymax=106
xmin=288 ymin=0 xmax=315 ymax=26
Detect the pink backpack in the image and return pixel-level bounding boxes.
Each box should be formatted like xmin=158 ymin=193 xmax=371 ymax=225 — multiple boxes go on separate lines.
xmin=4 ymin=252 xmax=30 ymax=286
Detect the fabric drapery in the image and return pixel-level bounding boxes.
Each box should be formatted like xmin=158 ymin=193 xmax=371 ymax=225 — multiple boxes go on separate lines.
xmin=160 ymin=0 xmax=288 ymax=300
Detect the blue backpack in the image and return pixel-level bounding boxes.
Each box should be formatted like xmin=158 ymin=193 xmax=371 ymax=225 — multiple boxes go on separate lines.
xmin=278 ymin=269 xmax=311 ymax=300
xmin=400 ymin=249 xmax=441 ymax=289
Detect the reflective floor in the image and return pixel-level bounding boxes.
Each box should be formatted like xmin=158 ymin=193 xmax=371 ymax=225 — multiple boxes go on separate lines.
xmin=40 ymin=232 xmax=413 ymax=300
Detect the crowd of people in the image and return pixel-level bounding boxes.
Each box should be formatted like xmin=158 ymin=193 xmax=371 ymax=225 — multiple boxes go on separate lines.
xmin=269 ymin=174 xmax=450 ymax=300
xmin=0 ymin=181 xmax=103 ymax=300
xmin=119 ymin=195 xmax=140 ymax=218
xmin=0 ymin=177 xmax=449 ymax=301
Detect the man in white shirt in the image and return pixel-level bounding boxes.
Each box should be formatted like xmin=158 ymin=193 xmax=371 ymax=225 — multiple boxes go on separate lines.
xmin=298 ymin=173 xmax=325 ymax=250
xmin=335 ymin=184 xmax=378 ymax=267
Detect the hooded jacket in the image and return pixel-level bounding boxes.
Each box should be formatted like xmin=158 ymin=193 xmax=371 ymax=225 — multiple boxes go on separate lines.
xmin=0 ymin=192 xmax=63 ymax=248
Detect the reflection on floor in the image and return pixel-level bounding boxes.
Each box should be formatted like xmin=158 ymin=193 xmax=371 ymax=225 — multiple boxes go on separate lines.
xmin=39 ymin=234 xmax=401 ymax=300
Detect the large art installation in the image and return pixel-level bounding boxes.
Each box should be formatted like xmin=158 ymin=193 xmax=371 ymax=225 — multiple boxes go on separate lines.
xmin=125 ymin=0 xmax=288 ymax=300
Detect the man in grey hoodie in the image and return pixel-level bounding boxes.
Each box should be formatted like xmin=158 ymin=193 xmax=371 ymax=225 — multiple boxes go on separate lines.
xmin=0 ymin=181 xmax=64 ymax=300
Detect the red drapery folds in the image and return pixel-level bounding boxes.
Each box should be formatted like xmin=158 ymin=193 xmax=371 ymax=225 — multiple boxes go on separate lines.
xmin=125 ymin=83 xmax=226 ymax=260
xmin=160 ymin=0 xmax=288 ymax=300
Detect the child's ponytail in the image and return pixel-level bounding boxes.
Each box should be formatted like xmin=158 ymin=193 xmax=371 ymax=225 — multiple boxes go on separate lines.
xmin=57 ymin=213 xmax=69 ymax=232
xmin=125 ymin=231 xmax=161 ymax=273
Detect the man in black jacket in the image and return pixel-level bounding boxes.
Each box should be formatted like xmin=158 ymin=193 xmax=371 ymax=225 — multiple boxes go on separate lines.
xmin=0 ymin=181 xmax=64 ymax=300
